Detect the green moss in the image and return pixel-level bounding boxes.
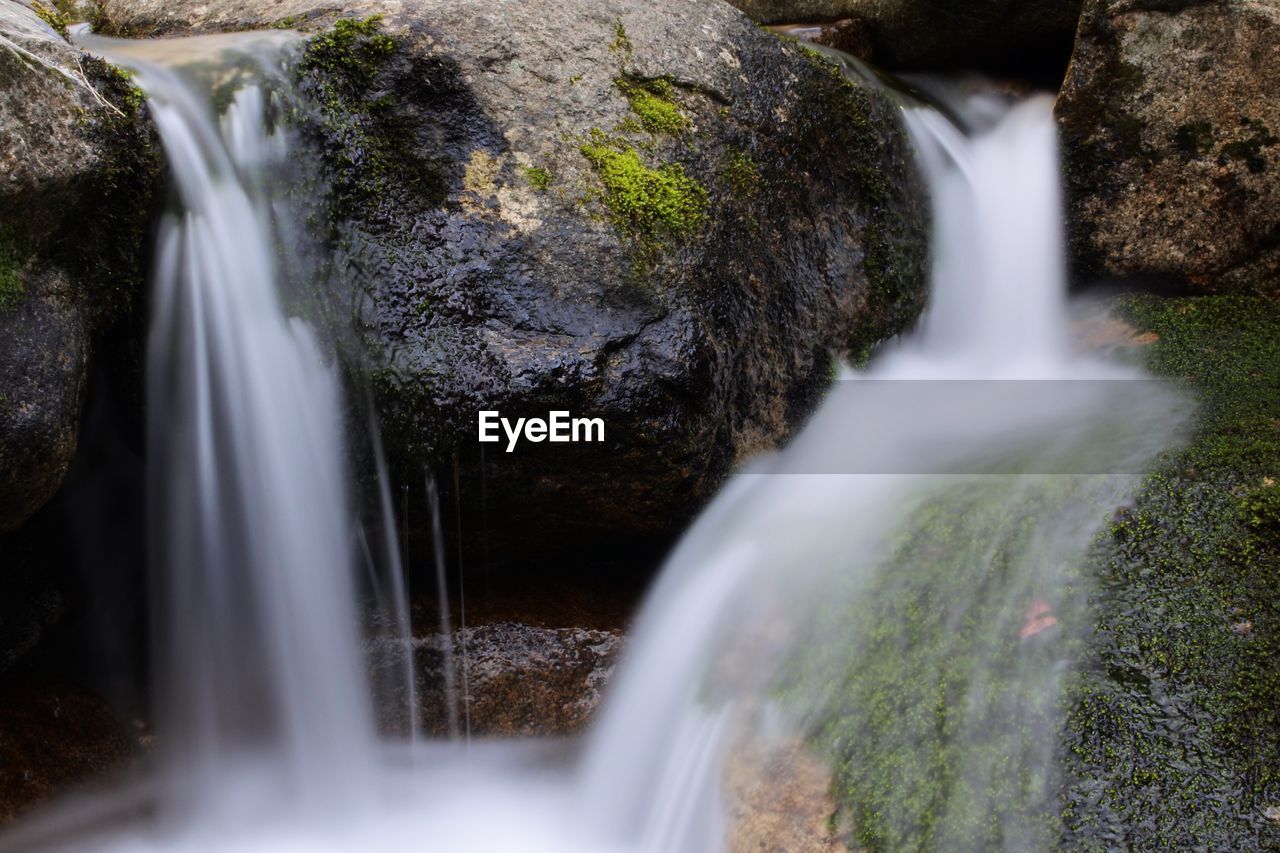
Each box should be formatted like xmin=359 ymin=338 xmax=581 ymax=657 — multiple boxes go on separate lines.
xmin=0 ymin=237 xmax=24 ymax=312
xmin=781 ymin=477 xmax=1092 ymax=850
xmin=295 ymin=16 xmax=442 ymax=222
xmin=522 ymin=165 xmax=552 ymax=191
xmin=720 ymin=147 xmax=759 ymax=198
xmin=273 ymin=16 xmax=299 ymax=29
xmin=1241 ymin=482 xmax=1280 ymax=532
xmin=106 ymin=65 xmax=145 ymax=116
xmin=779 ymin=297 xmax=1280 ymax=849
xmin=788 ymin=42 xmax=926 ymax=355
xmin=300 ymin=17 xmax=396 ymax=86
xmin=73 ymin=55 xmax=163 ymax=320
xmin=579 ymin=140 xmax=707 ymax=239
xmin=609 ymin=19 xmax=631 ymax=55
xmin=31 ymin=1 xmax=70 ymax=38
xmin=1060 ymin=296 xmax=1280 ymax=848
xmin=616 ymin=77 xmax=689 ymax=135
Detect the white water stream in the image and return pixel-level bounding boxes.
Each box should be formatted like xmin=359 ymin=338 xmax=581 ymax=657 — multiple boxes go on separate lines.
xmin=2 ymin=32 xmax=1188 ymax=853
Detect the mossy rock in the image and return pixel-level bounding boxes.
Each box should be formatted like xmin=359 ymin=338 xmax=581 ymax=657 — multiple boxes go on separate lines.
xmin=779 ymin=296 xmax=1280 ymax=848
xmin=0 ymin=4 xmax=162 ymax=538
xmin=1059 ymin=295 xmax=1280 ymax=847
xmin=102 ymin=0 xmax=928 ymax=557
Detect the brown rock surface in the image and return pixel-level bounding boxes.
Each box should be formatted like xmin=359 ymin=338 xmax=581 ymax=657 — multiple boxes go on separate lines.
xmin=0 ymin=676 xmax=134 ymax=826
xmin=726 ymin=737 xmax=849 ymax=853
xmin=1058 ymin=0 xmax=1280 ymax=297
xmin=371 ymin=622 xmax=623 ymax=737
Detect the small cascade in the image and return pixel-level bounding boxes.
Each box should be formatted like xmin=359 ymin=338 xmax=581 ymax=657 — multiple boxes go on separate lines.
xmin=131 ymin=37 xmax=378 ymax=820
xmin=575 ymin=94 xmax=1190 ymax=851
xmin=425 ymin=473 xmax=463 ymax=739
xmin=3 ymin=28 xmax=1190 ymax=853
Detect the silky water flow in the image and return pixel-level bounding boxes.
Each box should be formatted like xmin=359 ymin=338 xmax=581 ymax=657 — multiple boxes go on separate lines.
xmin=2 ymin=33 xmax=1189 ymax=853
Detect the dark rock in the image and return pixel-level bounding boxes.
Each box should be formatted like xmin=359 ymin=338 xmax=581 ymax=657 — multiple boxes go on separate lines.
xmin=374 ymin=622 xmax=622 ymax=738
xmin=810 ymin=18 xmax=874 ymax=60
xmin=101 ymin=0 xmax=928 ymax=553
xmin=1057 ymin=0 xmax=1280 ymax=298
xmin=726 ymin=0 xmax=1082 ymax=77
xmin=0 ymin=2 xmax=161 ymax=536
xmin=0 ymin=675 xmax=134 ymax=826
xmin=1059 ymin=296 xmax=1280 ymax=846
xmin=0 ymin=270 xmax=89 ymax=535
xmin=0 ymin=525 xmax=64 ymax=677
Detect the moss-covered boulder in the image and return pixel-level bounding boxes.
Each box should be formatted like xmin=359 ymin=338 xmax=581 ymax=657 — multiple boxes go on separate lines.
xmin=1057 ymin=1 xmax=1280 ymax=298
xmin=102 ymin=0 xmax=928 ymax=552
xmin=725 ymin=0 xmax=1083 ymax=74
xmin=0 ymin=3 xmax=160 ymax=536
xmin=777 ymin=297 xmax=1280 ymax=848
xmin=1061 ymin=296 xmax=1280 ymax=847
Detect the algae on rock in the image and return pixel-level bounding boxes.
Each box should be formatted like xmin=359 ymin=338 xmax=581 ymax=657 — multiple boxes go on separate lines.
xmin=1060 ymin=296 xmax=1280 ymax=848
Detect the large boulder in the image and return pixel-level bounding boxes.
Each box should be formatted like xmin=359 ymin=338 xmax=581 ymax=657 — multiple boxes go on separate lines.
xmin=0 ymin=1 xmax=160 ymax=536
xmin=725 ymin=0 xmax=1083 ymax=73
xmin=102 ymin=0 xmax=928 ymax=550
xmin=1057 ymin=0 xmax=1280 ymax=298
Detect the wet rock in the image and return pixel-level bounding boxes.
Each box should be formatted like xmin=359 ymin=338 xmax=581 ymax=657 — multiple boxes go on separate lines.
xmin=0 ymin=2 xmax=161 ymax=536
xmin=813 ymin=18 xmax=873 ymax=59
xmin=374 ymin=622 xmax=623 ymax=737
xmin=0 ymin=270 xmax=89 ymax=537
xmin=1060 ymin=296 xmax=1280 ymax=847
xmin=726 ymin=737 xmax=848 ymax=853
xmin=727 ymin=0 xmax=1082 ymax=75
xmin=0 ymin=676 xmax=134 ymax=826
xmin=1057 ymin=0 xmax=1280 ymax=298
xmin=101 ymin=0 xmax=928 ymax=554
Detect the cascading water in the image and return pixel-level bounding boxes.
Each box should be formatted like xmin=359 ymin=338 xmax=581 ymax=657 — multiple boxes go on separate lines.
xmin=4 ymin=31 xmax=1190 ymax=853
xmin=113 ymin=32 xmax=379 ymax=821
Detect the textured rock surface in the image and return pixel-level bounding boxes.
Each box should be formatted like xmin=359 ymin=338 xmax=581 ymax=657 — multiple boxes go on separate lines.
xmin=0 ymin=1 xmax=160 ymax=535
xmin=1058 ymin=0 xmax=1280 ymax=297
xmin=1060 ymin=296 xmax=1280 ymax=848
xmin=726 ymin=738 xmax=848 ymax=853
xmin=388 ymin=623 xmax=622 ymax=737
xmin=102 ymin=0 xmax=928 ymax=551
xmin=727 ymin=0 xmax=1082 ymax=71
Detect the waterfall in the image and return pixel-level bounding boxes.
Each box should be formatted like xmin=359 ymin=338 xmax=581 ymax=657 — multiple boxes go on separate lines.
xmin=576 ymin=94 xmax=1189 ymax=850
xmin=4 ymin=29 xmax=1189 ymax=853
xmin=136 ymin=40 xmax=380 ymax=820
